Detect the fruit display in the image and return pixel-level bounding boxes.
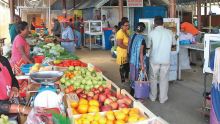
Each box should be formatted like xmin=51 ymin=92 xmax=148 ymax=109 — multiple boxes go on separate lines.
xmin=0 ymin=115 xmax=10 ymax=124
xmin=73 ymin=108 xmax=149 ymax=124
xmin=30 ymin=63 xmax=53 ymax=73
xmin=52 ymin=60 xmax=87 ymax=67
xmin=60 ymin=66 xmax=107 ymax=92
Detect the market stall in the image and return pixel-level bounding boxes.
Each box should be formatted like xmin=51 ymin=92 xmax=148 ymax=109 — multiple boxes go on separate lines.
xmin=4 ymin=34 xmax=169 ymax=124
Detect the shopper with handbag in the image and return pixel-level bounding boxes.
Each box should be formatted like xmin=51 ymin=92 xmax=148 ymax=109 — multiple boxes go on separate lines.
xmin=148 ymin=16 xmax=176 ymax=103
xmin=128 ymin=22 xmax=147 ymax=97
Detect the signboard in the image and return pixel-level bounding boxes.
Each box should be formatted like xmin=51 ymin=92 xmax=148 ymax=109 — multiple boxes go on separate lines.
xmin=127 ymin=0 xmax=143 ymax=7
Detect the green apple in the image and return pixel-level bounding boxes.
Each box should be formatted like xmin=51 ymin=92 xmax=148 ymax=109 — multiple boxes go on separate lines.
xmin=60 ymin=77 xmax=66 ymax=84
xmin=68 ymin=66 xmax=75 ymax=71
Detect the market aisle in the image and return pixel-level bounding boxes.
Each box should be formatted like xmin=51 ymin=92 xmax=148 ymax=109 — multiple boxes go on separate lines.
xmin=76 ymin=48 xmax=211 ymax=124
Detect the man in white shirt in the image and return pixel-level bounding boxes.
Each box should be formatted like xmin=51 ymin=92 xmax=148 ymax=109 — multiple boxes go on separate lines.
xmin=102 ymin=15 xmax=110 ymax=28
xmin=148 ymin=16 xmax=175 ymax=103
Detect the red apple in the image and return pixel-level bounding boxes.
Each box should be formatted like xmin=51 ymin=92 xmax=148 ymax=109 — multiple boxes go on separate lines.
xmin=104 ymin=88 xmax=111 ymax=94
xmin=75 ymin=88 xmax=83 ymax=94
xmin=101 ymin=105 xmax=112 ymax=112
xmin=109 ymin=96 xmax=117 ymax=102
xmin=104 ymin=98 xmax=113 ymax=105
xmin=94 ymin=90 xmax=100 ymax=94
xmin=117 ymin=99 xmax=126 ymax=104
xmin=99 ymin=94 xmax=106 ymax=103
xmin=110 ymin=102 xmax=119 ymax=110
xmin=117 ymin=94 xmax=124 ymax=99
xmin=87 ymin=91 xmax=95 ymax=97
xmin=98 ymin=86 xmax=104 ymax=92
xmin=123 ymin=96 xmax=132 ymax=105
xmin=93 ymin=94 xmax=99 ymax=100
xmin=106 ymin=93 xmax=112 ymax=98
xmin=118 ymin=103 xmax=128 ymax=109
xmin=87 ymin=96 xmax=93 ymax=101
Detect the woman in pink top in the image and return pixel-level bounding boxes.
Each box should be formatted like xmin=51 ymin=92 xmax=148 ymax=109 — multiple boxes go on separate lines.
xmin=10 ymin=21 xmax=32 ymax=97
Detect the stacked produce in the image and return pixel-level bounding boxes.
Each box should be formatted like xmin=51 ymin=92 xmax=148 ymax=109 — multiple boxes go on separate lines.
xmin=30 ymin=63 xmax=53 ymax=73
xmin=60 ymin=66 xmax=107 ymax=92
xmin=52 ymin=60 xmax=87 ymax=67
xmin=74 ymin=108 xmax=148 ymax=124
xmin=0 ymin=115 xmax=10 ymax=124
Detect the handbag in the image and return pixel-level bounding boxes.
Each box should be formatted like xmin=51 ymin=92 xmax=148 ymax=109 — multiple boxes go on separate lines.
xmin=134 ymin=71 xmax=150 ymax=99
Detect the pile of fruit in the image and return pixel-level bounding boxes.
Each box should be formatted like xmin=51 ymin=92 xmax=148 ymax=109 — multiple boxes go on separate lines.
xmin=30 ymin=63 xmax=52 ymax=73
xmin=0 ymin=115 xmax=10 ymax=124
xmin=69 ymin=87 xmax=132 ymax=114
xmin=52 ymin=60 xmax=87 ymax=67
xmin=60 ymin=66 xmax=107 ymax=92
xmin=74 ymin=108 xmax=148 ymax=124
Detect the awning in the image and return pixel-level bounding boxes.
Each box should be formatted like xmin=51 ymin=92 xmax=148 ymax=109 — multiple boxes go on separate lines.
xmin=75 ymin=0 xmax=109 ymax=10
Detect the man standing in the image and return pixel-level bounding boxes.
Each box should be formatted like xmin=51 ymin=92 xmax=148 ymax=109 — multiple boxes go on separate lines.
xmin=74 ymin=17 xmax=82 ymax=48
xmin=148 ymin=16 xmax=175 ymax=103
xmin=51 ymin=18 xmax=61 ymax=37
xmin=9 ymin=15 xmax=21 ymax=43
xmin=102 ymin=15 xmax=110 ymax=28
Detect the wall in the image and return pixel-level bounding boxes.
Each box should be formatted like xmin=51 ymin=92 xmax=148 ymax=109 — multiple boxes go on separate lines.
xmin=101 ymin=6 xmax=129 ymax=27
xmin=0 ymin=2 xmax=10 ymax=44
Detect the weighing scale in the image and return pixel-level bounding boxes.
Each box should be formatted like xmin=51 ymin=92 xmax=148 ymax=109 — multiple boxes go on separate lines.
xmin=29 ymin=71 xmax=64 ymax=109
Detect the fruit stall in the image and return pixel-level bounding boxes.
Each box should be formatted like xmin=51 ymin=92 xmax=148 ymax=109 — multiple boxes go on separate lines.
xmin=11 ymin=40 xmax=169 ymax=124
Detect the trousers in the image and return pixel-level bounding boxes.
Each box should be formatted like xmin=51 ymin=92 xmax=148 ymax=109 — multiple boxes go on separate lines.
xmin=74 ymin=30 xmax=81 ymax=47
xmin=61 ymin=42 xmax=75 ymax=53
xmin=149 ymin=62 xmax=170 ymax=103
xmin=119 ymin=63 xmax=129 ymax=82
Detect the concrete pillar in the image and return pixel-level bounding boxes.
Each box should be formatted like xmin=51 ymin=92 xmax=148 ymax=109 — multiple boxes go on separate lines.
xmin=62 ymin=0 xmax=67 ymax=18
xmin=119 ymin=0 xmax=123 ymax=20
xmin=197 ymin=0 xmax=201 ymax=30
xmin=9 ymin=0 xmax=15 ymax=23
xmin=169 ymin=0 xmax=176 ymax=18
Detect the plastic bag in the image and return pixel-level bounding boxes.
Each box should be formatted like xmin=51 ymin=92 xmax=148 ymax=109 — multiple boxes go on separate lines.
xmin=25 ymin=107 xmax=53 ymax=124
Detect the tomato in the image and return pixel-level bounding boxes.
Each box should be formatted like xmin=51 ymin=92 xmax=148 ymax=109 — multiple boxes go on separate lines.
xmin=68 ymin=85 xmax=74 ymax=92
xmin=65 ymin=88 xmax=70 ymax=94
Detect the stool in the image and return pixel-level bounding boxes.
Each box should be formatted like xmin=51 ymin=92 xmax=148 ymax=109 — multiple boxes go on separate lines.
xmin=0 ymin=38 xmax=6 ymax=55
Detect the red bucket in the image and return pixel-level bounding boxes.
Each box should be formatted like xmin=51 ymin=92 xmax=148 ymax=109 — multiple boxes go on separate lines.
xmin=33 ymin=55 xmax=45 ymax=63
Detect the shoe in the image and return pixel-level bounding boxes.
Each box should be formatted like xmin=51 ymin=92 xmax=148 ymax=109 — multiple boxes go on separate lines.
xmin=159 ymin=98 xmax=168 ymax=104
xmin=150 ymin=97 xmax=156 ymax=102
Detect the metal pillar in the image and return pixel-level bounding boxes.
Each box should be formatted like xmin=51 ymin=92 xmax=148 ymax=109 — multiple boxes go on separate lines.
xmin=197 ymin=0 xmax=202 ymax=30
xmin=119 ymin=0 xmax=123 ymax=20
xmin=62 ymin=0 xmax=67 ymax=18
xmin=9 ymin=0 xmax=15 ymax=23
xmin=169 ymin=0 xmax=176 ymax=18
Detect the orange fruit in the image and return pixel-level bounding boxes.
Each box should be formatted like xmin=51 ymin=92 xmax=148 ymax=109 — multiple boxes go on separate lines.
xmin=128 ymin=115 xmax=139 ymax=123
xmin=82 ymin=119 xmax=90 ymax=124
xmin=89 ymin=100 xmax=99 ymax=106
xmin=79 ymin=98 xmax=88 ymax=105
xmin=77 ymin=104 xmax=88 ymax=114
xmin=86 ymin=114 xmax=94 ymax=122
xmin=120 ymin=108 xmax=130 ymax=115
xmin=94 ymin=112 xmax=101 ymax=121
xmin=88 ymin=106 xmax=100 ymax=113
xmin=129 ymin=108 xmax=139 ymax=115
xmin=99 ymin=117 xmax=107 ymax=124
xmin=115 ymin=120 xmax=125 ymax=124
xmin=70 ymin=101 xmax=78 ymax=108
xmin=106 ymin=120 xmax=115 ymax=124
xmin=139 ymin=116 xmax=146 ymax=121
xmin=72 ymin=108 xmax=79 ymax=115
xmin=91 ymin=121 xmax=99 ymax=124
xmin=106 ymin=111 xmax=115 ymax=121
xmin=115 ymin=112 xmax=126 ymax=121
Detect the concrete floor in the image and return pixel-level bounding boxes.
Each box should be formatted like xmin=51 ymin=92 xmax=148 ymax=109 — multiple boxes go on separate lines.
xmin=76 ymin=48 xmax=212 ymax=124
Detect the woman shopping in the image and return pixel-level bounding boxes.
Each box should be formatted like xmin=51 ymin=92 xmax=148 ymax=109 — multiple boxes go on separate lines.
xmin=10 ymin=21 xmax=32 ymax=97
xmin=0 ymin=55 xmax=31 ymax=115
xmin=128 ymin=22 xmax=147 ymax=96
xmin=210 ymin=48 xmax=220 ymax=124
xmin=57 ymin=19 xmax=75 ymax=53
xmin=116 ymin=20 xmax=130 ymax=83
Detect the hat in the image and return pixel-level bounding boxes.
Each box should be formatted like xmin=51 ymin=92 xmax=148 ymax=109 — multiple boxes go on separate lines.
xmin=61 ymin=18 xmax=69 ymax=23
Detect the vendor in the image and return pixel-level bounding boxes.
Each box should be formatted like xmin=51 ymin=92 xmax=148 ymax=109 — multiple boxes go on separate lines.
xmin=102 ymin=15 xmax=110 ymax=28
xmin=57 ymin=19 xmax=75 ymax=53
xmin=10 ymin=21 xmax=32 ymax=96
xmin=31 ymin=17 xmax=37 ymax=31
xmin=210 ymin=47 xmax=220 ymax=124
xmin=0 ymin=55 xmax=31 ymax=115
xmin=180 ymin=22 xmax=201 ymax=42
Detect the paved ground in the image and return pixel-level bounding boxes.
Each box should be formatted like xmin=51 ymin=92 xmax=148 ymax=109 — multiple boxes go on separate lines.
xmin=76 ymin=48 xmax=212 ymax=124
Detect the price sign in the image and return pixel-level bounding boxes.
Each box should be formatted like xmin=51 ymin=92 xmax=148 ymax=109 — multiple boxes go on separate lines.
xmin=127 ymin=0 xmax=143 ymax=7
